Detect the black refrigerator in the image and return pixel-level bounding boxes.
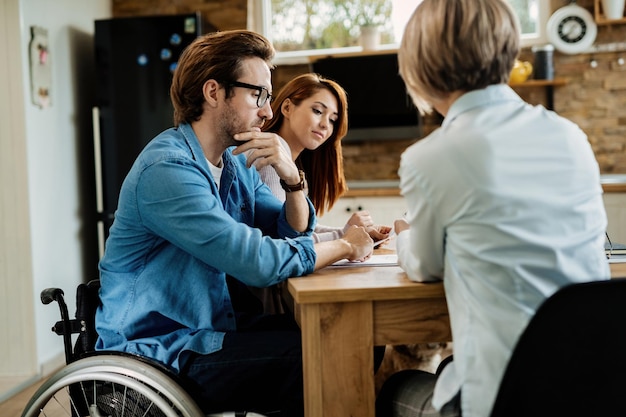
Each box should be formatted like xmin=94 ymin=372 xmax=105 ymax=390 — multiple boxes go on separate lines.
xmin=93 ymin=13 xmax=205 ymax=257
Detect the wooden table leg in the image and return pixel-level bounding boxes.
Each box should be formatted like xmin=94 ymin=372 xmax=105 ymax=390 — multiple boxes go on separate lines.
xmin=300 ymin=300 xmax=375 ymax=417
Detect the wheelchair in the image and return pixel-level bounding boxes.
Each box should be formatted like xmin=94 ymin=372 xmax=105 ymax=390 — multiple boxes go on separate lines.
xmin=21 ymin=279 xmax=267 ymax=417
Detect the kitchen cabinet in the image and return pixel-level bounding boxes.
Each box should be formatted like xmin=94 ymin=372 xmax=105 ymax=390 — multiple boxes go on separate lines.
xmin=318 ymin=196 xmax=406 ymax=228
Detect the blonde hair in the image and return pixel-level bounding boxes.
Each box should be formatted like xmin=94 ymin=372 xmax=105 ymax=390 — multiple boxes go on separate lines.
xmin=398 ymin=0 xmax=520 ymax=114
xmin=264 ymin=73 xmax=348 ymax=215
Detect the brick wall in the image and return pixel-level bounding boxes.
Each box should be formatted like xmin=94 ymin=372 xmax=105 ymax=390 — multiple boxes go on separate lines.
xmin=115 ymin=0 xmax=626 ymax=180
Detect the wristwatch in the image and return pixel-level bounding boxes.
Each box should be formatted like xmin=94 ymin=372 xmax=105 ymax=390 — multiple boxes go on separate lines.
xmin=280 ymin=170 xmax=306 ymax=193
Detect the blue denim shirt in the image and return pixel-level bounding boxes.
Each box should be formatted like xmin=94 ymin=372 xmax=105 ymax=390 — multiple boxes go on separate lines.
xmin=95 ymin=123 xmax=317 ymax=371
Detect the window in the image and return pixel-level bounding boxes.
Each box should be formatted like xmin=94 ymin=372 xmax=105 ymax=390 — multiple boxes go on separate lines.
xmin=249 ymin=0 xmax=550 ymax=64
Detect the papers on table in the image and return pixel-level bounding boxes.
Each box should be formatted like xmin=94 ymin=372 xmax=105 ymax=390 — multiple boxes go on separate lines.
xmin=605 ymin=240 xmax=626 ymax=257
xmin=606 ymin=240 xmax=626 ymax=262
xmin=608 ymin=255 xmax=626 ymax=264
xmin=332 ymin=253 xmax=398 ymax=267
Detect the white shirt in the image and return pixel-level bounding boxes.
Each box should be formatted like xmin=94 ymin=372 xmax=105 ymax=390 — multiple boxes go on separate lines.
xmin=396 ymin=84 xmax=610 ymax=417
xmin=206 ymin=158 xmax=223 ymax=188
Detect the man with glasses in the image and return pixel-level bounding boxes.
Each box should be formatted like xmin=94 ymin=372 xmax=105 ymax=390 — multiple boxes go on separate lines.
xmin=225 ymin=80 xmax=274 ymax=108
xmin=95 ymin=30 xmax=373 ymax=417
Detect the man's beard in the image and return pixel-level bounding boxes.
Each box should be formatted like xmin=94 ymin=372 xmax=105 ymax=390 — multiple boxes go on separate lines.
xmin=216 ymin=100 xmax=240 ymax=148
xmin=216 ymin=99 xmax=264 ymax=148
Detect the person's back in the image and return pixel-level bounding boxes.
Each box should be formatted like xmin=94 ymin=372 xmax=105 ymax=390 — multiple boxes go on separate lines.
xmin=377 ymin=1 xmax=610 ymax=416
xmin=398 ymin=84 xmax=609 ymax=416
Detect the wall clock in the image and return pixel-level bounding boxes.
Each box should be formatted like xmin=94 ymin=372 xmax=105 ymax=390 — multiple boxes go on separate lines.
xmin=546 ymin=2 xmax=597 ymax=54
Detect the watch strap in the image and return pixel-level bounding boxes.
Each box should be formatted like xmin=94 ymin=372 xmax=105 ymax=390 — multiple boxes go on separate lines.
xmin=280 ymin=170 xmax=306 ymax=193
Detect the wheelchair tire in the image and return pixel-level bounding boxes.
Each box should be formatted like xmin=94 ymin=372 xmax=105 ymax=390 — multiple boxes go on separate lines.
xmin=21 ymin=354 xmax=205 ymax=417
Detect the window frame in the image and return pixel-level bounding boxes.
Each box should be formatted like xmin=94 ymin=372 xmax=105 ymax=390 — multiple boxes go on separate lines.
xmin=249 ymin=0 xmax=551 ymax=65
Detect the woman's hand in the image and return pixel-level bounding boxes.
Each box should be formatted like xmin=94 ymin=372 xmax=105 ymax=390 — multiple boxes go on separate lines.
xmin=345 ymin=211 xmax=391 ymax=241
xmin=394 ymin=218 xmax=410 ymax=235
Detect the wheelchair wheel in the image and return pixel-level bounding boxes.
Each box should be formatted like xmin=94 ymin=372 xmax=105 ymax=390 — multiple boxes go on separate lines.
xmin=21 ymin=355 xmax=204 ymax=417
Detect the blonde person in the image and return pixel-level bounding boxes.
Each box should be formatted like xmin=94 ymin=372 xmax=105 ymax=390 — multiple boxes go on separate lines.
xmin=376 ymin=1 xmax=609 ymax=416
xmin=249 ymin=73 xmax=391 ymax=313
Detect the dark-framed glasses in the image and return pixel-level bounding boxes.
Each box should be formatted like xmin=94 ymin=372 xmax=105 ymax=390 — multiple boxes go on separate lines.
xmin=227 ymin=80 xmax=273 ymax=108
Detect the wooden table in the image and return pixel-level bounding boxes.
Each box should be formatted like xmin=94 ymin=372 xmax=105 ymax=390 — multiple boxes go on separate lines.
xmin=288 ymin=257 xmax=626 ymax=417
xmin=610 ymin=261 xmax=626 ymax=277
xmin=287 ymin=259 xmax=449 ymax=417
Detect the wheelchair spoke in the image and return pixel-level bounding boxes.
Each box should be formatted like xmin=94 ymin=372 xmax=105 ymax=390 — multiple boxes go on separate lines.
xmin=66 ymin=385 xmax=81 ymax=417
xmin=22 ymin=355 xmax=205 ymax=417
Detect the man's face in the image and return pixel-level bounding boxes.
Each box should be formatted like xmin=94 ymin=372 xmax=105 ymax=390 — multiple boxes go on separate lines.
xmin=216 ymin=57 xmax=273 ymax=147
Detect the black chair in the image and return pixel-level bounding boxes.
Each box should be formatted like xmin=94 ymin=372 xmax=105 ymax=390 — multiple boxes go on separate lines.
xmin=490 ymin=278 xmax=626 ymax=417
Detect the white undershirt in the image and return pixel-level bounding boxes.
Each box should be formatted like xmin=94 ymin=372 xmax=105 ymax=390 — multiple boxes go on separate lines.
xmin=207 ymin=158 xmax=223 ymax=189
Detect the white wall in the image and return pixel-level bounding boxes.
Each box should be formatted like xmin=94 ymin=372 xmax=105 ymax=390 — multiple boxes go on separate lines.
xmin=18 ymin=0 xmax=110 ymax=377
xmin=0 ymin=0 xmax=36 ymax=386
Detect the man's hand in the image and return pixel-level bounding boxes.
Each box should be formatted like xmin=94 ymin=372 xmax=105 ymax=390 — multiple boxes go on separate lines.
xmin=232 ymin=131 xmax=300 ymax=185
xmin=313 ymin=226 xmax=374 ymax=270
xmin=232 ymin=130 xmax=309 ymax=232
xmin=341 ymin=225 xmax=374 ymax=262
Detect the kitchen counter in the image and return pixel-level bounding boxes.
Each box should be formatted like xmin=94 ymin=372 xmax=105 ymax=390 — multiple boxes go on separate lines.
xmin=601 ymin=175 xmax=626 ymax=193
xmin=346 ymin=175 xmax=626 ymax=197
xmin=345 ymin=180 xmax=400 ymax=197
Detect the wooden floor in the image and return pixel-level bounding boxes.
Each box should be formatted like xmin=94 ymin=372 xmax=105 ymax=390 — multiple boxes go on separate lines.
xmin=0 ymin=377 xmax=45 ymax=416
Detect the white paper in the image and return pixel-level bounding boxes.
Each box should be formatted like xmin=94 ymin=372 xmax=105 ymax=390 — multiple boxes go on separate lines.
xmin=608 ymin=255 xmax=626 ymax=264
xmin=332 ymin=253 xmax=398 ymax=267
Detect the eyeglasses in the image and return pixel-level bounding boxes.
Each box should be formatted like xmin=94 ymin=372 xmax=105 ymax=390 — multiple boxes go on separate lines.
xmin=226 ymin=80 xmax=273 ymax=108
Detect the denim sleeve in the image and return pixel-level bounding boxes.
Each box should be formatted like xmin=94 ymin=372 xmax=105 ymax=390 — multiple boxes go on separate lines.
xmin=135 ymin=157 xmax=316 ymax=287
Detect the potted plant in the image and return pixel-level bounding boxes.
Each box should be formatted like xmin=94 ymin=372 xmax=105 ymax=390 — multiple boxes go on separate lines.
xmin=358 ymin=0 xmax=391 ymax=49
xmin=340 ymin=0 xmax=391 ymax=50
xmin=356 ymin=0 xmax=390 ymax=26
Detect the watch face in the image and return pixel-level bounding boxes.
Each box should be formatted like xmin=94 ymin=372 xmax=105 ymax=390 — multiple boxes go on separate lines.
xmin=547 ymin=4 xmax=597 ymax=54
xmin=558 ymin=16 xmax=587 ymax=43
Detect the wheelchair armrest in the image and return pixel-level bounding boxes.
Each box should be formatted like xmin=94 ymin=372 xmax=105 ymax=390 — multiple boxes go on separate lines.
xmin=41 ymin=287 xmax=64 ymax=305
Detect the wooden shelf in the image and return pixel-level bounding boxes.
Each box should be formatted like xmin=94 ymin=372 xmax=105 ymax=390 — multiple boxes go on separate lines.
xmin=509 ymin=78 xmax=567 ymax=88
xmin=508 ymin=78 xmax=567 ymax=111
xmin=307 ymin=46 xmax=398 ymax=62
xmin=594 ymin=0 xmax=626 ymax=25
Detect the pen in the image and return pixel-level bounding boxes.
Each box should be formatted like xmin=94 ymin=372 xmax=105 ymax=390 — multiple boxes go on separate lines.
xmin=374 ymin=212 xmax=406 ymax=248
xmin=373 ymin=236 xmax=392 ymax=248
xmin=374 ymin=229 xmax=397 ymax=248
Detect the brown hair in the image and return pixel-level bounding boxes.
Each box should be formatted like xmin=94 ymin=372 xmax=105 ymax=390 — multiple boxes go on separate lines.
xmin=170 ymin=30 xmax=275 ymax=125
xmin=264 ymin=73 xmax=348 ymax=216
xmin=398 ymin=0 xmax=520 ymax=114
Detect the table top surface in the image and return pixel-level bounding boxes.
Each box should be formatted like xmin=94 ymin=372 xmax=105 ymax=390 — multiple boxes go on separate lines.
xmin=288 ymin=252 xmax=626 ymax=305
xmin=288 ymin=264 xmax=445 ymax=304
